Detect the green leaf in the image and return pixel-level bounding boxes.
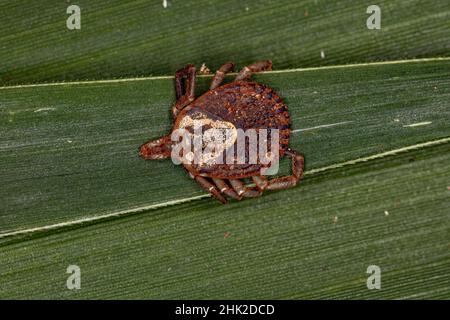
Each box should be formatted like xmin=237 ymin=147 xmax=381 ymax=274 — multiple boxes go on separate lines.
xmin=1 ymin=59 xmax=449 ymax=235
xmin=1 ymin=0 xmax=449 ymax=85
xmin=1 ymin=59 xmax=450 ymax=298
xmin=1 ymin=135 xmax=449 ymax=299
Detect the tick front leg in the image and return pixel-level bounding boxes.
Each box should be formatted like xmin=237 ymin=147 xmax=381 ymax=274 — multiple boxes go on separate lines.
xmin=194 ymin=176 xmax=227 ymax=204
xmin=229 ymin=179 xmax=262 ymax=198
xmin=173 ymin=64 xmax=196 ymax=118
xmin=235 ymin=60 xmax=272 ymax=81
xmin=257 ymin=149 xmax=304 ymax=190
xmin=210 ymin=61 xmax=235 ymax=90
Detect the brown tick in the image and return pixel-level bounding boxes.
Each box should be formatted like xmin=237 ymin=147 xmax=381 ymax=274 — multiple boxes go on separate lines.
xmin=139 ymin=61 xmax=304 ymax=203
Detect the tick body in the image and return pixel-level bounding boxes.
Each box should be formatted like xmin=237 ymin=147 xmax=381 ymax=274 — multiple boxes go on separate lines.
xmin=139 ymin=60 xmax=304 ymax=203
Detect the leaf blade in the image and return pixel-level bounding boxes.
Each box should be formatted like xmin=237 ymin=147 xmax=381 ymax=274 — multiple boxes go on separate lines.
xmin=1 ymin=59 xmax=450 ymax=234
xmin=1 ymin=142 xmax=449 ymax=299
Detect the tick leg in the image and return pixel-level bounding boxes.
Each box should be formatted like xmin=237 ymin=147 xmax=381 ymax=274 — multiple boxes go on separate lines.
xmin=235 ymin=60 xmax=272 ymax=81
xmin=264 ymin=149 xmax=304 ymax=190
xmin=195 ymin=176 xmax=227 ymax=204
xmin=210 ymin=61 xmax=235 ymax=90
xmin=229 ymin=179 xmax=262 ymax=198
xmin=212 ymin=178 xmax=241 ymax=200
xmin=252 ymin=175 xmax=269 ymax=190
xmin=173 ymin=64 xmax=196 ymax=118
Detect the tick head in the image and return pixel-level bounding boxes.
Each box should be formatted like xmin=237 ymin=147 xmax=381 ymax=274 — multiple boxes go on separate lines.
xmin=139 ymin=134 xmax=172 ymax=160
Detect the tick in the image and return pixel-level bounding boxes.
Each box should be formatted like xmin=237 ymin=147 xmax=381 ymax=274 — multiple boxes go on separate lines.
xmin=139 ymin=60 xmax=304 ymax=203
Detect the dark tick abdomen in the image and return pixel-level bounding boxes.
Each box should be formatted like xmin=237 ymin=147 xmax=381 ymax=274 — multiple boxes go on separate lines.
xmin=183 ymin=81 xmax=292 ymax=179
xmin=194 ymin=81 xmax=290 ymax=141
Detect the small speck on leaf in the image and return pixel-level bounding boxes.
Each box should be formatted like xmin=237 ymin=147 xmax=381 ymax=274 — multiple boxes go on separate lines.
xmin=384 ymin=210 xmax=389 ymax=216
xmin=34 ymin=108 xmax=55 ymax=113
xmin=199 ymin=63 xmax=211 ymax=75
xmin=224 ymin=231 xmax=231 ymax=238
xmin=332 ymin=216 xmax=338 ymax=224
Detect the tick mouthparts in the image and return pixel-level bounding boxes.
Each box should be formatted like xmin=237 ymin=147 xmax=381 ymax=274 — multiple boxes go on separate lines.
xmin=138 ymin=144 xmax=149 ymax=157
xmin=139 ymin=135 xmax=172 ymax=160
xmin=139 ymin=143 xmax=153 ymax=159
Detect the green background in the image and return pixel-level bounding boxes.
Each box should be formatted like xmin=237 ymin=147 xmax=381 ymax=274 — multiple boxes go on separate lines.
xmin=0 ymin=0 xmax=449 ymax=299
